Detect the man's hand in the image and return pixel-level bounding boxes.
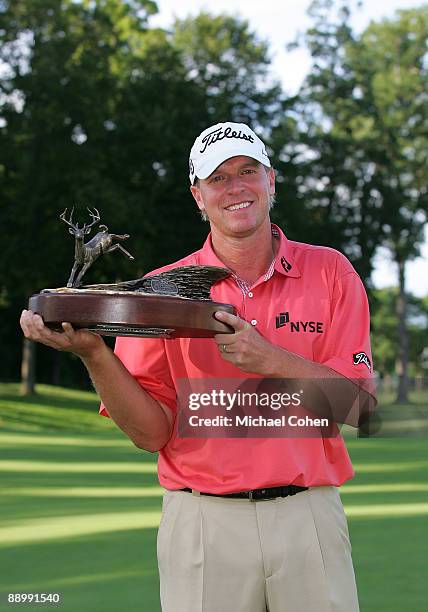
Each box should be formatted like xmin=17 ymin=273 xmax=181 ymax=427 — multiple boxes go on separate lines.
xmin=214 ymin=311 xmax=279 ymax=376
xmin=20 ymin=309 xmax=106 ymax=361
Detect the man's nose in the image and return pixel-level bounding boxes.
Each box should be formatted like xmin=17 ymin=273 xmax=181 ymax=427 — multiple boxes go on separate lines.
xmin=227 ymin=175 xmax=246 ymax=193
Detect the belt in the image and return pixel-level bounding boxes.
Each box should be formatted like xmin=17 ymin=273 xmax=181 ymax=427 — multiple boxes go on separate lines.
xmin=180 ymin=484 xmax=308 ymax=501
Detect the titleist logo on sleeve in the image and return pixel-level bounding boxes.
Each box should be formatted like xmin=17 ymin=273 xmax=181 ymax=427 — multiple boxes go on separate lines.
xmin=199 ymin=126 xmax=255 ymax=153
xmin=353 ymin=352 xmax=372 ymax=372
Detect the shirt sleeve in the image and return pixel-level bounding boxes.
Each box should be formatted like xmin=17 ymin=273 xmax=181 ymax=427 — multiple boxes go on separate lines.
xmin=99 ymin=336 xmax=177 ymax=417
xmin=318 ymin=270 xmax=377 ymax=400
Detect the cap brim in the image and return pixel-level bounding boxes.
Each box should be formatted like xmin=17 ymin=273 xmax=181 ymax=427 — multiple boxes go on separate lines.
xmin=193 ymin=148 xmax=271 ymax=183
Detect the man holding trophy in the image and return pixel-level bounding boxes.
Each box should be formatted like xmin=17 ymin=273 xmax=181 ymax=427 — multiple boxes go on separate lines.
xmin=20 ymin=122 xmax=376 ymax=612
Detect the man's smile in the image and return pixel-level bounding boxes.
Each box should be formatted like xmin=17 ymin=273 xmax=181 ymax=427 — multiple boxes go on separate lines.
xmin=225 ymin=200 xmax=253 ymax=211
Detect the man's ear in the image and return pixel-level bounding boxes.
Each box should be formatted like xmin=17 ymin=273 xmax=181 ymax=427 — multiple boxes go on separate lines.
xmin=190 ymin=184 xmax=205 ymax=213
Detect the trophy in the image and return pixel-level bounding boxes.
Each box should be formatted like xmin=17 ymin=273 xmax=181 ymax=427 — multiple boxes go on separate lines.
xmin=29 ymin=208 xmax=235 ymax=338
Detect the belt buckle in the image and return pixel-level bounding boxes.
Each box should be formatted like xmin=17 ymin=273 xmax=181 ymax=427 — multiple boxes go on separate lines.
xmin=248 ymin=489 xmax=270 ymax=501
xmin=249 ymin=488 xmax=277 ymax=501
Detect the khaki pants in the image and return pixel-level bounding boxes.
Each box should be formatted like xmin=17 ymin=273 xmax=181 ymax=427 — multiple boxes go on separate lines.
xmin=157 ymin=486 xmax=359 ymax=612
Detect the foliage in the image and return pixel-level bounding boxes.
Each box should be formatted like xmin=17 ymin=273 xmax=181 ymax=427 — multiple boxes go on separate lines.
xmin=288 ymin=1 xmax=428 ymax=281
xmin=0 ymin=2 xmax=281 ymax=383
xmin=371 ymin=288 xmax=428 ymax=377
xmin=171 ymin=11 xmax=283 ymax=126
xmin=284 ymin=0 xmax=428 ymax=401
xmin=0 ymin=1 xmax=426 ymax=385
xmin=348 ymin=6 xmax=428 ymax=266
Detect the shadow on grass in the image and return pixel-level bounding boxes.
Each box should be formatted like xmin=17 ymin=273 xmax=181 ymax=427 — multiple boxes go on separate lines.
xmin=0 ymin=383 xmax=116 ymax=434
xmin=0 ymin=528 xmax=162 ymax=612
xmin=0 ymin=383 xmax=99 ymax=411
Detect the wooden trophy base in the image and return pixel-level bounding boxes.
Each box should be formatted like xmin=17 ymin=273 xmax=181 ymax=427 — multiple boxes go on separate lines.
xmin=29 ymin=290 xmax=236 ymax=338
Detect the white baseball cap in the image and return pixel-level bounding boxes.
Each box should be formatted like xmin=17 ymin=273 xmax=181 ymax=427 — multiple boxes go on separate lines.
xmin=189 ymin=121 xmax=271 ymax=184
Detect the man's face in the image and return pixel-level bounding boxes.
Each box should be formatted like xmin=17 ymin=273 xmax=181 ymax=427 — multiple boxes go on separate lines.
xmin=190 ymin=156 xmax=275 ymax=239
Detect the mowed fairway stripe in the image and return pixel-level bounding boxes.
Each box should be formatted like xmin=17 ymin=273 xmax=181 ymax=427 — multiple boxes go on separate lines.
xmin=0 ymin=461 xmax=157 ymax=473
xmin=1 ymin=503 xmax=428 ymax=546
xmin=2 ymin=483 xmax=428 ymax=498
xmin=341 ymin=483 xmax=428 ymax=493
xmin=0 ymin=433 xmax=130 ymax=447
xmin=1 ymin=486 xmax=164 ymax=497
xmin=2 ymin=459 xmax=428 ymax=474
xmin=345 ymin=502 xmax=428 ymax=519
xmin=352 ymin=461 xmax=428 ymax=472
xmin=0 ymin=511 xmax=161 ymax=546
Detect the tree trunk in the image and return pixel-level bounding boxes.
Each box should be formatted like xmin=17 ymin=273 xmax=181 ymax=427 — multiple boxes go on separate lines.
xmin=20 ymin=338 xmax=36 ymax=396
xmin=51 ymin=351 xmax=62 ymax=386
xmin=395 ymin=258 xmax=409 ymax=403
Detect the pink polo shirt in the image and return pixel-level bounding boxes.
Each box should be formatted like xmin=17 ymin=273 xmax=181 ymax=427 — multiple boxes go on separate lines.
xmin=100 ymin=225 xmax=376 ymax=492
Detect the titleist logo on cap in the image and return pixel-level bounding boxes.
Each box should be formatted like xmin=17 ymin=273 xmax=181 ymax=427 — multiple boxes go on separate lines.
xmin=188 ymin=121 xmax=271 ymax=184
xmin=199 ymin=126 xmax=255 ymax=154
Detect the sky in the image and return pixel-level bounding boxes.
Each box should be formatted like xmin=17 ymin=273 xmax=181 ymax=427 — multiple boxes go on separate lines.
xmin=151 ymin=0 xmax=428 ymax=297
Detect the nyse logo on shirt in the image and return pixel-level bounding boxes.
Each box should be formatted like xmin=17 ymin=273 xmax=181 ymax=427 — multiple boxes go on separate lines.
xmin=353 ymin=352 xmax=372 ymax=372
xmin=275 ymin=311 xmax=324 ymax=333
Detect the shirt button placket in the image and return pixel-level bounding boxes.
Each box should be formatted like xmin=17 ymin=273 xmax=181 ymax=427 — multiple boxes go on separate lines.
xmin=246 ymin=289 xmax=256 ymax=325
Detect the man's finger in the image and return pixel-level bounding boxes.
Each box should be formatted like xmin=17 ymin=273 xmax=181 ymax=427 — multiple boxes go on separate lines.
xmin=25 ymin=312 xmax=63 ymax=343
xmin=20 ymin=310 xmax=30 ymax=336
xmin=214 ymin=311 xmax=248 ymax=332
xmin=61 ymin=322 xmax=75 ymax=337
xmin=33 ymin=313 xmax=45 ymax=331
xmin=23 ymin=311 xmax=44 ymax=337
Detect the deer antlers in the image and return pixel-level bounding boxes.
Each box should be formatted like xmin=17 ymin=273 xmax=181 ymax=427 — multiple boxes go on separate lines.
xmin=59 ymin=207 xmax=100 ymax=233
xmin=59 ymin=207 xmax=77 ymax=230
xmin=85 ymin=208 xmax=101 ymax=232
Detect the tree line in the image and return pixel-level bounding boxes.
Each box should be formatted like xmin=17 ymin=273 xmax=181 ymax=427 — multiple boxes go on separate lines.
xmin=1 ymin=0 xmax=427 ymax=401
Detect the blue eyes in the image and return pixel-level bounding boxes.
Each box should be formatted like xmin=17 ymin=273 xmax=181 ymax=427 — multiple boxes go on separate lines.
xmin=210 ymin=169 xmax=256 ymax=183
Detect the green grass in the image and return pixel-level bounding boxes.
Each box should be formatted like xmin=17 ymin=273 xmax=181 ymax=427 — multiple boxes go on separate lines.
xmin=0 ymin=383 xmax=427 ymax=611
xmin=339 ymin=386 xmax=428 ymax=439
xmin=0 ymin=383 xmax=118 ymax=435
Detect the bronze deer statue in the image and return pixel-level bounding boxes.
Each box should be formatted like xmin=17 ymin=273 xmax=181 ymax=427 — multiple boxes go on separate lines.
xmin=60 ymin=207 xmax=134 ymax=287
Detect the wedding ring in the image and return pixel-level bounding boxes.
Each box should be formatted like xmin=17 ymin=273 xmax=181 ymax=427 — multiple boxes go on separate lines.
xmin=220 ymin=344 xmax=227 ymax=353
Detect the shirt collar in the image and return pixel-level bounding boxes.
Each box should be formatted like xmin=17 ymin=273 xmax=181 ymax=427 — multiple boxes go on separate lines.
xmin=199 ymin=233 xmax=229 ymax=268
xmin=199 ymin=223 xmax=301 ymax=279
xmin=271 ymin=223 xmax=301 ymax=279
